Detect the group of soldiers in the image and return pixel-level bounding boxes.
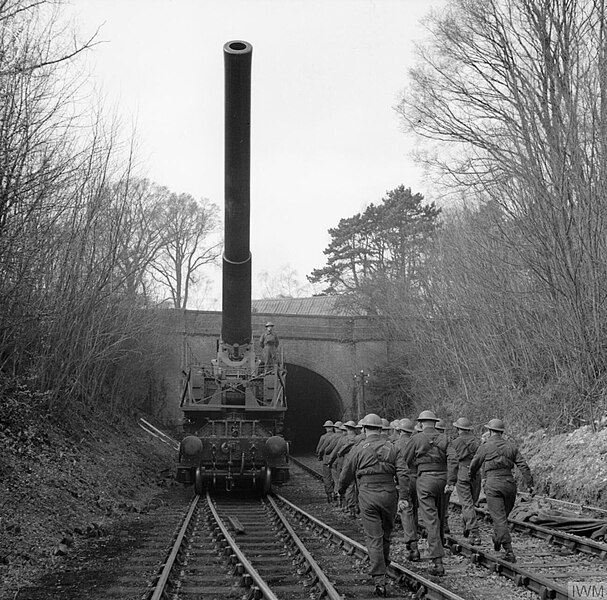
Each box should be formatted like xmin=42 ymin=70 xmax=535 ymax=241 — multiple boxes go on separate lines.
xmin=315 ymin=411 xmax=534 ymax=597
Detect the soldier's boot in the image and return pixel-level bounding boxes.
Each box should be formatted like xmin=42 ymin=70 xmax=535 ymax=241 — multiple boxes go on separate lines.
xmin=428 ymin=558 xmax=445 ymax=576
xmin=470 ymin=530 xmax=481 ymax=545
xmin=373 ymin=576 xmax=387 ymax=597
xmin=492 ymin=535 xmax=501 ymax=552
xmin=373 ymin=584 xmax=387 ymax=597
xmin=407 ymin=541 xmax=421 ymax=562
xmin=503 ymin=543 xmax=516 ymax=563
xmin=463 ymin=528 xmax=470 ymax=538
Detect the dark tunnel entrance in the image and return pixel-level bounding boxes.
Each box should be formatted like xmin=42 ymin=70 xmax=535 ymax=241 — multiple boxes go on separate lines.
xmin=282 ymin=363 xmax=342 ymax=453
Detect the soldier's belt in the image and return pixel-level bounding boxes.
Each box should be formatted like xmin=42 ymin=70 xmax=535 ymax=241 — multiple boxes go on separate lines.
xmin=357 ymin=474 xmax=395 ymax=483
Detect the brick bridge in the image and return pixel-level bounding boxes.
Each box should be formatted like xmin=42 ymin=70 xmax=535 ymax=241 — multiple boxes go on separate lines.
xmin=160 ymin=297 xmax=402 ymax=452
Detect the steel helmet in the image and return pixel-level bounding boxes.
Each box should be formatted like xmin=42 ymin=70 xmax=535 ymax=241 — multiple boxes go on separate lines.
xmin=399 ymin=418 xmax=415 ymax=433
xmin=485 ymin=418 xmax=505 ymax=432
xmin=356 ymin=419 xmax=364 ymax=429
xmin=265 ymin=321 xmax=274 ymax=327
xmin=344 ymin=420 xmax=357 ymax=429
xmin=333 ymin=421 xmax=343 ymax=430
xmin=453 ymin=417 xmax=473 ymax=430
xmin=381 ymin=418 xmax=391 ymax=430
xmin=416 ymin=410 xmax=440 ymax=422
xmin=323 ymin=420 xmax=334 ymax=427
xmin=435 ymin=419 xmax=446 ymax=431
xmin=360 ymin=413 xmax=383 ymax=428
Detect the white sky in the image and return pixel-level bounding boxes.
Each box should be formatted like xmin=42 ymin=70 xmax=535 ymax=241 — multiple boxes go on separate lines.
xmin=68 ymin=0 xmax=445 ymax=308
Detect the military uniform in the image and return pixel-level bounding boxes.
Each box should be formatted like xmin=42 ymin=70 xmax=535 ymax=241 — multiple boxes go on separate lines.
xmin=259 ymin=324 xmax=279 ymax=366
xmin=469 ymin=424 xmax=533 ymax=562
xmin=400 ymin=416 xmax=448 ymax=572
xmin=327 ymin=422 xmax=358 ymax=513
xmin=447 ymin=421 xmax=481 ymax=542
xmin=394 ymin=420 xmax=420 ymax=560
xmin=321 ymin=423 xmax=343 ymax=499
xmin=316 ymin=424 xmax=336 ymax=502
xmin=338 ymin=420 xmax=408 ymax=595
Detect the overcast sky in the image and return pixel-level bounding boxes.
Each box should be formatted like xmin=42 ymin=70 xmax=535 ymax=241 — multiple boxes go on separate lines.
xmin=69 ymin=0 xmax=446 ymax=308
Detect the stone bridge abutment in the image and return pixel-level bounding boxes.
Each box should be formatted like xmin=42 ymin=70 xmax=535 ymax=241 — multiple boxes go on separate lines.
xmin=159 ymin=306 xmax=394 ymax=452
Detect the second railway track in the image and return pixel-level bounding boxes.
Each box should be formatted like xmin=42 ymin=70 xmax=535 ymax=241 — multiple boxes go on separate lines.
xmin=290 ymin=454 xmax=607 ymax=600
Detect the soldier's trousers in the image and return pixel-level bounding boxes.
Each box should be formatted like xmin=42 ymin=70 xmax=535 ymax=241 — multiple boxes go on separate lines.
xmin=416 ymin=471 xmax=447 ymax=559
xmin=322 ymin=463 xmax=334 ymax=496
xmin=358 ymin=483 xmax=397 ymax=578
xmin=401 ymin=475 xmax=418 ymax=544
xmin=345 ymin=481 xmax=358 ymax=513
xmin=456 ymin=468 xmax=481 ymax=534
xmin=331 ymin=465 xmax=340 ymax=492
xmin=485 ymin=475 xmax=516 ymax=546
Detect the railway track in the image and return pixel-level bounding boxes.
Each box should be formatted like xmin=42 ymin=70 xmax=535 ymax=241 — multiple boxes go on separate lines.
xmin=290 ymin=454 xmax=607 ymax=600
xmin=146 ymin=488 xmax=468 ymax=600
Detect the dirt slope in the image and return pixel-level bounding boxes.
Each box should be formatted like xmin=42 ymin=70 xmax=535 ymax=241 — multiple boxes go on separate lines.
xmin=0 ymin=408 xmax=176 ymax=596
xmin=521 ymin=425 xmax=607 ymax=508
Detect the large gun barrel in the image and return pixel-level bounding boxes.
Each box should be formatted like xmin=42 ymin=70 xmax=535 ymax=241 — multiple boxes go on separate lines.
xmin=222 ymin=40 xmax=252 ymax=347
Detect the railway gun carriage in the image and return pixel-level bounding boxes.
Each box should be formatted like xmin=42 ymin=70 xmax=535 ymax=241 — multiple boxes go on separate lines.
xmin=176 ymin=40 xmax=289 ymax=495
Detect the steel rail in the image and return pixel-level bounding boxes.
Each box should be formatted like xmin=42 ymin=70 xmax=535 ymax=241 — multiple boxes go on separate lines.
xmin=445 ymin=536 xmax=570 ymax=600
xmin=274 ymin=493 xmax=466 ymax=600
xmin=150 ymin=494 xmax=199 ymax=600
xmin=266 ymin=495 xmax=343 ymax=600
xmin=295 ymin=456 xmax=607 ymax=560
xmin=290 ymin=456 xmax=323 ymax=479
xmin=138 ymin=418 xmax=180 ymax=451
xmin=451 ymin=498 xmax=607 ymax=559
xmin=508 ymin=518 xmax=607 ymax=559
xmin=205 ymin=492 xmax=280 ymax=600
xmin=518 ymin=491 xmax=607 ymax=516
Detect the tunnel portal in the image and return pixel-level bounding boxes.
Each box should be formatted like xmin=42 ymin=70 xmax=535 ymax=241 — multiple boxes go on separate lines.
xmin=282 ymin=363 xmax=342 ymax=453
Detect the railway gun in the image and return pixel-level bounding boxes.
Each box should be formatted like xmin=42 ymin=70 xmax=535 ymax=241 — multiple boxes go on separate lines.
xmin=176 ymin=40 xmax=288 ymax=495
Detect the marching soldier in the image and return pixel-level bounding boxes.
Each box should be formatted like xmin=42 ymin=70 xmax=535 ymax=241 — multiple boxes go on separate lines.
xmin=329 ymin=420 xmax=359 ymax=516
xmin=469 ymin=419 xmax=533 ymax=563
xmin=399 ymin=410 xmax=449 ymax=576
xmin=435 ymin=419 xmax=451 ymax=534
xmin=322 ymin=421 xmax=344 ymax=499
xmin=338 ymin=413 xmax=408 ymax=597
xmin=394 ymin=418 xmax=420 ymax=561
xmin=316 ymin=420 xmax=336 ymax=503
xmin=446 ymin=417 xmax=481 ymax=544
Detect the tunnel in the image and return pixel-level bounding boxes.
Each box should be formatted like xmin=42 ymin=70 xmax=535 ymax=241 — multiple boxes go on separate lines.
xmin=282 ymin=363 xmax=342 ymax=454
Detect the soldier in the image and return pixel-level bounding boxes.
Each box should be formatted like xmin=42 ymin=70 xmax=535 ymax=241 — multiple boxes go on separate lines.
xmin=259 ymin=321 xmax=279 ymax=366
xmin=389 ymin=420 xmax=400 ymax=442
xmin=330 ymin=420 xmax=359 ymax=516
xmin=322 ymin=421 xmax=343 ymax=501
xmin=399 ymin=410 xmax=449 ymax=576
xmin=338 ymin=413 xmax=408 ymax=597
xmin=469 ymin=419 xmax=533 ymax=563
xmin=316 ymin=420 xmax=336 ymax=504
xmin=435 ymin=419 xmax=451 ymax=534
xmin=395 ymin=418 xmax=420 ymax=562
xmin=446 ymin=417 xmax=481 ymax=544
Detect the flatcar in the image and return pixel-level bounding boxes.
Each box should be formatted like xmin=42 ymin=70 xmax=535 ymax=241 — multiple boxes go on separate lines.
xmin=175 ymin=40 xmax=289 ymax=495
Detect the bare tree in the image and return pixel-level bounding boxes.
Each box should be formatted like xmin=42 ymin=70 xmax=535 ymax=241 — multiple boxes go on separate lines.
xmin=395 ymin=0 xmax=607 ymax=427
xmin=150 ymin=193 xmax=221 ymax=309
